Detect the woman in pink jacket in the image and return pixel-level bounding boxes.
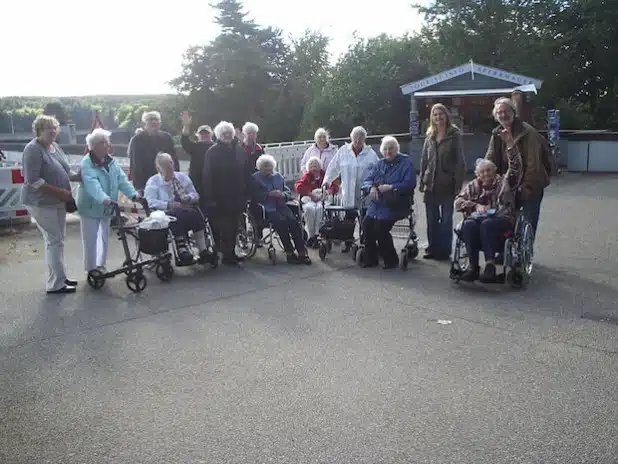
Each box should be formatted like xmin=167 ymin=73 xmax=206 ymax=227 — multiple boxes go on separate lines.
xmin=299 ymin=128 xmax=339 ymax=173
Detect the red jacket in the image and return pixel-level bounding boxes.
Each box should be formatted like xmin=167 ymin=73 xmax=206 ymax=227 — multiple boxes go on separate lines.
xmin=295 ymin=170 xmax=338 ymax=196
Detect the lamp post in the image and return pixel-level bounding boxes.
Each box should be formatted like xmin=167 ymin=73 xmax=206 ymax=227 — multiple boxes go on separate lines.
xmin=7 ymin=111 xmax=14 ymax=134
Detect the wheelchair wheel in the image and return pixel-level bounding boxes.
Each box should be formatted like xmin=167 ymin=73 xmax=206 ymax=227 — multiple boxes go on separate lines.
xmin=237 ymin=213 xmax=258 ymax=259
xmin=355 ymin=246 xmax=365 ymax=267
xmin=351 ymin=244 xmax=359 ymax=262
xmin=449 ymin=237 xmax=469 ymax=282
xmin=126 ymin=271 xmax=147 ymax=293
xmin=155 ymin=261 xmax=174 ymax=282
xmin=399 ymin=250 xmax=409 ymax=270
xmin=521 ymin=222 xmax=534 ymax=278
xmin=87 ymin=269 xmax=106 ymax=290
xmin=318 ymin=242 xmax=328 ymax=261
xmin=267 ymin=247 xmax=277 ymax=265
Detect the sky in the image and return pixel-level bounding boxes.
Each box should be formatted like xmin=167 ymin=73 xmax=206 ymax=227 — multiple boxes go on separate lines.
xmin=0 ymin=0 xmax=427 ymax=97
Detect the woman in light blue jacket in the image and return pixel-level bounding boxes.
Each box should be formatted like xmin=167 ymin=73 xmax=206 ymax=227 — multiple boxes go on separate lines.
xmin=77 ymin=129 xmax=138 ymax=274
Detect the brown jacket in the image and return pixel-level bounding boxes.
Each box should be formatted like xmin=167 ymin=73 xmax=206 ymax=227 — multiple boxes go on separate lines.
xmin=420 ymin=126 xmax=466 ymax=199
xmin=486 ymin=119 xmax=549 ymax=199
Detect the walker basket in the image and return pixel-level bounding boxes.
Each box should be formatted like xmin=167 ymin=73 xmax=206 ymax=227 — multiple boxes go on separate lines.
xmin=137 ymin=228 xmax=170 ymax=255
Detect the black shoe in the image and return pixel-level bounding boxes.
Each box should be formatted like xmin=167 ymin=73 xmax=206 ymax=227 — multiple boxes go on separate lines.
xmin=342 ymin=242 xmax=352 ymax=253
xmin=480 ymin=263 xmax=497 ymax=283
xmin=382 ymin=261 xmax=398 ymax=270
xmin=197 ymin=250 xmax=213 ymax=264
xmin=298 ymin=254 xmax=312 ymax=265
xmin=65 ymin=278 xmax=78 ymax=286
xmin=47 ymin=285 xmax=76 ymax=294
xmin=459 ymin=266 xmax=480 ymax=282
xmin=178 ymin=249 xmax=194 ymax=265
xmin=286 ymin=253 xmax=301 ymax=264
xmin=423 ymin=249 xmax=435 ymax=259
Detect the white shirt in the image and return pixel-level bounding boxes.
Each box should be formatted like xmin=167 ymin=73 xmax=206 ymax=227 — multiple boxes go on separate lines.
xmin=323 ymin=144 xmax=379 ymax=208
xmin=144 ymin=172 xmax=199 ymax=210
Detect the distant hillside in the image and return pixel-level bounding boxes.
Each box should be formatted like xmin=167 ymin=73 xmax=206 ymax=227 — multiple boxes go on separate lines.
xmin=0 ymin=94 xmax=186 ymax=134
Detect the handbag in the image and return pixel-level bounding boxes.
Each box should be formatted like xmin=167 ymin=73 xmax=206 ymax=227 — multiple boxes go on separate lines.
xmin=66 ymin=199 xmax=77 ymax=213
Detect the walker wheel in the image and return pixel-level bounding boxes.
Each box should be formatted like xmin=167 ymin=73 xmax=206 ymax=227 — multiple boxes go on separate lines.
xmin=126 ymin=272 xmax=147 ymax=293
xmin=506 ymin=269 xmax=523 ymax=288
xmin=87 ymin=269 xmax=106 ymax=290
xmin=155 ymin=261 xmax=174 ymax=282
xmin=399 ymin=251 xmax=409 ymax=270
xmin=318 ymin=242 xmax=328 ymax=261
xmin=268 ymin=247 xmax=276 ymax=265
xmin=407 ymin=243 xmax=419 ymax=260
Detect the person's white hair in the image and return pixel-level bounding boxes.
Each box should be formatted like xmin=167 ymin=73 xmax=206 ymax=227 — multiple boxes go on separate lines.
xmin=475 ymin=158 xmax=497 ymax=175
xmin=214 ymin=121 xmax=235 ymax=140
xmin=314 ymin=128 xmax=329 ymax=142
xmin=306 ymin=156 xmax=322 ymax=170
xmin=141 ymin=111 xmax=161 ymax=123
xmin=86 ymin=128 xmax=112 ymax=150
xmin=492 ymin=97 xmax=517 ymax=120
xmin=242 ymin=122 xmax=259 ymax=134
xmin=350 ymin=126 xmax=367 ymax=141
xmin=256 ymin=153 xmax=277 ymax=171
xmin=155 ymin=152 xmax=175 ymax=171
xmin=380 ymin=135 xmax=400 ymax=154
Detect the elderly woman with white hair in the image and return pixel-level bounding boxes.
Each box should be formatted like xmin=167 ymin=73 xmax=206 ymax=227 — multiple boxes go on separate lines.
xmin=77 ymin=129 xmax=138 ymax=276
xmin=299 ymin=128 xmax=338 ymax=173
xmin=455 ymin=146 xmax=523 ymax=282
xmin=144 ymin=152 xmax=212 ymax=265
xmin=253 ymin=154 xmax=311 ymax=264
xmin=202 ymin=121 xmax=253 ymax=265
xmin=360 ymin=136 xmax=416 ymax=268
xmin=241 ymin=122 xmax=264 ymax=173
xmin=294 ymin=156 xmax=339 ymax=247
xmin=323 ymin=126 xmax=379 ymax=251
xmin=128 ymin=110 xmax=179 ymax=191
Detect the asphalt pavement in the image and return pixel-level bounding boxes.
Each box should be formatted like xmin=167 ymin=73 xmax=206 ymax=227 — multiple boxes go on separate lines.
xmin=0 ymin=173 xmax=617 ymax=463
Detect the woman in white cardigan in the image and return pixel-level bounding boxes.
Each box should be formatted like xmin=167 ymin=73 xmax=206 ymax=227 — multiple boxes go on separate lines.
xmin=144 ymin=153 xmax=211 ymax=264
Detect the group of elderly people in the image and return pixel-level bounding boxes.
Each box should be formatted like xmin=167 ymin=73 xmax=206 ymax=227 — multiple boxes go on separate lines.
xmin=20 ymin=94 xmax=550 ymax=293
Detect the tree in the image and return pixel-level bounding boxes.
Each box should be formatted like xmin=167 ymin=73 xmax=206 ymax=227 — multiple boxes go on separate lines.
xmin=43 ymin=101 xmax=69 ymax=125
xmin=170 ymin=0 xmax=291 ymax=140
xmin=300 ymin=34 xmax=429 ymax=138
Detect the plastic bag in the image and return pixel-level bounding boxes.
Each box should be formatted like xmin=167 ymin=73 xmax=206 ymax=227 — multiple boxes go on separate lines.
xmin=138 ymin=210 xmax=173 ymax=230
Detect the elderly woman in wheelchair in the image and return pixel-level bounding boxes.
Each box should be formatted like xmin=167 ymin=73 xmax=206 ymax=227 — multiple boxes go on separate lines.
xmin=452 ymin=138 xmax=524 ymax=283
xmin=144 ymin=152 xmax=217 ymax=267
xmin=252 ymin=154 xmax=311 ymax=265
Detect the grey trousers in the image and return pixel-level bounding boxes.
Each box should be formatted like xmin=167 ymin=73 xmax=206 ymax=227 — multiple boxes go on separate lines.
xmin=28 ymin=205 xmax=68 ymax=292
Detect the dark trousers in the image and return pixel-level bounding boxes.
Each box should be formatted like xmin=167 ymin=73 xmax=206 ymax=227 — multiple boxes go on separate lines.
xmin=362 ymin=216 xmax=397 ymax=266
xmin=425 ymin=195 xmax=454 ymax=257
xmin=266 ymin=208 xmax=305 ymax=254
xmin=210 ymin=207 xmax=243 ymax=257
xmin=522 ymin=189 xmax=544 ymax=240
xmin=167 ymin=207 xmax=204 ymax=237
xmin=461 ymin=216 xmax=512 ymax=267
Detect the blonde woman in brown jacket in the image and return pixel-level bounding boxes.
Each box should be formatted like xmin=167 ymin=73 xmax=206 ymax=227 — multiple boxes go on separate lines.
xmin=419 ymin=103 xmax=466 ymax=260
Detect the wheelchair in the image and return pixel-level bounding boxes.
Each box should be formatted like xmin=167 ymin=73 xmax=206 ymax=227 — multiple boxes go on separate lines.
xmin=449 ymin=206 xmax=534 ymax=288
xmin=168 ymin=206 xmax=218 ymax=270
xmin=238 ymin=199 xmax=307 ymax=264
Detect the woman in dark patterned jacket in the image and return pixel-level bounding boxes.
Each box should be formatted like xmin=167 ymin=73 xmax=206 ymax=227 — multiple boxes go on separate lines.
xmin=455 ymin=129 xmax=523 ymax=282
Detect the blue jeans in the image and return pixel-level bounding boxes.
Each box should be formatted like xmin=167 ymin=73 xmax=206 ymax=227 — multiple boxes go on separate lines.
xmin=461 ymin=216 xmax=512 ymax=268
xmin=522 ymin=189 xmax=544 ymax=239
xmin=425 ymin=195 xmax=454 ymax=257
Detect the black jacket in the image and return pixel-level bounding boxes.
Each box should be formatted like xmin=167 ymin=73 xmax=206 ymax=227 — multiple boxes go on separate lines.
xmin=181 ymin=134 xmax=213 ymax=192
xmin=202 ymin=140 xmax=253 ymax=212
xmin=128 ymin=130 xmax=179 ymax=190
